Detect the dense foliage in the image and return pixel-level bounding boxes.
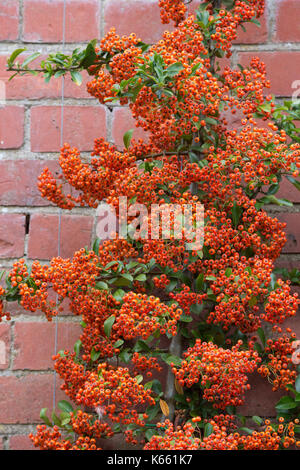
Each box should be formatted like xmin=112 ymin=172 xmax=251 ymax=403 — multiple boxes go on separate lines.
xmin=2 ymin=0 xmax=300 ymax=450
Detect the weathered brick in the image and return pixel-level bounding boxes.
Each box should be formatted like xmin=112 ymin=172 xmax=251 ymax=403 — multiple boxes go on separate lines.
xmin=9 ymin=435 xmax=36 ymax=450
xmin=277 ymin=213 xmax=300 ymax=254
xmin=23 ymin=0 xmax=100 ymax=43
xmin=0 ymin=55 xmax=93 ymax=100
xmin=0 ymin=374 xmax=66 ymax=423
xmin=275 ymin=0 xmax=300 ymax=43
xmin=0 ymin=159 xmax=60 ymax=206
xmin=13 ymin=322 xmax=81 ymax=370
xmin=234 ymin=13 xmax=268 ymax=44
xmin=111 ymin=107 xmax=148 ymax=148
xmin=238 ymin=372 xmax=284 ymax=417
xmin=0 ymin=214 xmax=25 ymax=258
xmin=104 ymin=0 xmax=173 ymax=44
xmin=237 ymin=51 xmax=300 ymax=97
xmin=0 ymin=106 xmax=24 ymax=149
xmin=30 ymin=106 xmax=106 ymax=152
xmin=0 ymin=323 xmax=10 ymax=370
xmin=277 ymin=177 xmax=300 ymax=203
xmin=0 ymin=0 xmax=19 ymax=41
xmin=27 ymin=213 xmax=93 ymax=259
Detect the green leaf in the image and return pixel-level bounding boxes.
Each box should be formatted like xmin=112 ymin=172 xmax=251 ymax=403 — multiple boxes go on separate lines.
xmin=7 ymin=48 xmax=27 ymax=66
xmin=113 ymin=289 xmax=125 ymax=302
xmin=21 ymin=52 xmax=41 ymax=68
xmin=95 ymin=281 xmax=109 ymax=291
xmin=92 ymin=238 xmax=101 ymax=254
xmin=91 ymin=347 xmax=101 ymax=362
xmin=51 ymin=411 xmax=61 ymax=427
xmin=257 ymin=327 xmax=266 ymax=348
xmin=252 ymin=415 xmax=263 ymax=426
xmin=165 ymin=62 xmax=184 ymax=78
xmin=232 ymin=201 xmax=242 ymax=228
xmin=104 ymin=315 xmax=115 ymax=338
xmin=74 ymin=339 xmax=82 ymax=358
xmin=204 ymin=423 xmax=213 ymax=437
xmin=40 ymin=408 xmax=52 ymax=427
xmin=70 ymin=70 xmax=82 ymax=86
xmin=286 ymin=175 xmax=300 ymax=192
xmin=275 ymin=396 xmax=297 ymax=411
xmin=123 ymin=129 xmax=134 ymax=149
xmin=113 ymin=339 xmax=124 ymax=349
xmin=58 ymin=400 xmax=74 ymax=413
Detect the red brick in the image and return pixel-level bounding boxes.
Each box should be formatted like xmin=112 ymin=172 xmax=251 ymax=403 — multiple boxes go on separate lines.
xmin=275 ymin=0 xmax=300 ymax=43
xmin=0 ymin=159 xmax=60 ymax=206
xmin=277 ymin=177 xmax=300 ymax=203
xmin=0 ymin=56 xmax=93 ymax=100
xmin=0 ymin=374 xmax=66 ymax=423
xmin=238 ymin=373 xmax=284 ymax=417
xmin=9 ymin=435 xmax=36 ymax=450
xmin=234 ymin=13 xmax=268 ymax=44
xmin=27 ymin=213 xmax=93 ymax=259
xmin=104 ymin=0 xmax=174 ymax=44
xmin=13 ymin=322 xmax=81 ymax=370
xmin=0 ymin=0 xmax=19 ymax=41
xmin=111 ymin=107 xmax=148 ymax=148
xmin=238 ymin=51 xmax=300 ymax=97
xmin=0 ymin=106 xmax=24 ymax=149
xmin=276 ymin=213 xmax=300 ymax=254
xmin=23 ymin=0 xmax=100 ymax=43
xmin=30 ymin=106 xmax=106 ymax=152
xmin=0 ymin=323 xmax=10 ymax=370
xmin=0 ymin=214 xmax=25 ymax=258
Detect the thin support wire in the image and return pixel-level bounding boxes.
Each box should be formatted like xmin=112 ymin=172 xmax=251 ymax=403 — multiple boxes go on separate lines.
xmin=52 ymin=0 xmax=66 ymax=412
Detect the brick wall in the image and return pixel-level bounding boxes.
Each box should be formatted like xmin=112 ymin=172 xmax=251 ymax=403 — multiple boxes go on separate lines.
xmin=0 ymin=0 xmax=299 ymax=450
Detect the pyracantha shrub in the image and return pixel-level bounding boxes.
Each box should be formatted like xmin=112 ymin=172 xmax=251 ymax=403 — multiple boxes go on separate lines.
xmin=3 ymin=0 xmax=300 ymax=450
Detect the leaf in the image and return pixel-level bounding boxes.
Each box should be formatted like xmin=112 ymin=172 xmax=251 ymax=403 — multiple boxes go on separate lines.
xmin=70 ymin=70 xmax=82 ymax=86
xmin=7 ymin=48 xmax=27 ymax=66
xmin=92 ymin=238 xmax=101 ymax=254
xmin=135 ymin=375 xmax=143 ymax=384
xmin=113 ymin=339 xmax=124 ymax=349
xmin=286 ymin=175 xmax=300 ymax=192
xmin=165 ymin=62 xmax=184 ymax=77
xmin=257 ymin=327 xmax=266 ymax=348
xmin=40 ymin=408 xmax=52 ymax=427
xmin=104 ymin=315 xmax=115 ymax=338
xmin=252 ymin=415 xmax=263 ymax=426
xmin=161 ymin=354 xmax=182 ymax=367
xmin=74 ymin=339 xmax=82 ymax=358
xmin=113 ymin=289 xmax=125 ymax=302
xmin=21 ymin=52 xmax=41 ymax=68
xmin=159 ymin=399 xmax=169 ymax=417
xmin=95 ymin=281 xmax=109 ymax=291
xmin=175 ymin=378 xmax=183 ymax=395
xmin=91 ymin=347 xmax=101 ymax=362
xmin=60 ymin=412 xmax=71 ymax=426
xmin=135 ymin=274 xmax=147 ymax=282
xmin=51 ymin=411 xmax=61 ymax=427
xmin=275 ymin=396 xmax=297 ymax=411
xmin=240 ymin=427 xmax=254 ymax=435
xmin=204 ymin=423 xmax=213 ymax=437
xmin=58 ymin=400 xmax=74 ymax=413
xmin=123 ymin=129 xmax=134 ymax=149
xmin=232 ymin=201 xmax=242 ymax=228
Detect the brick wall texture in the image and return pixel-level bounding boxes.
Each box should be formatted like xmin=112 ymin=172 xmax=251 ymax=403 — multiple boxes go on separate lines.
xmin=0 ymin=0 xmax=299 ymax=450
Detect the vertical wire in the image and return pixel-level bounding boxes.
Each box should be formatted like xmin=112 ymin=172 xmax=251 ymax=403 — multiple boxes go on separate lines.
xmin=52 ymin=0 xmax=66 ymax=412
